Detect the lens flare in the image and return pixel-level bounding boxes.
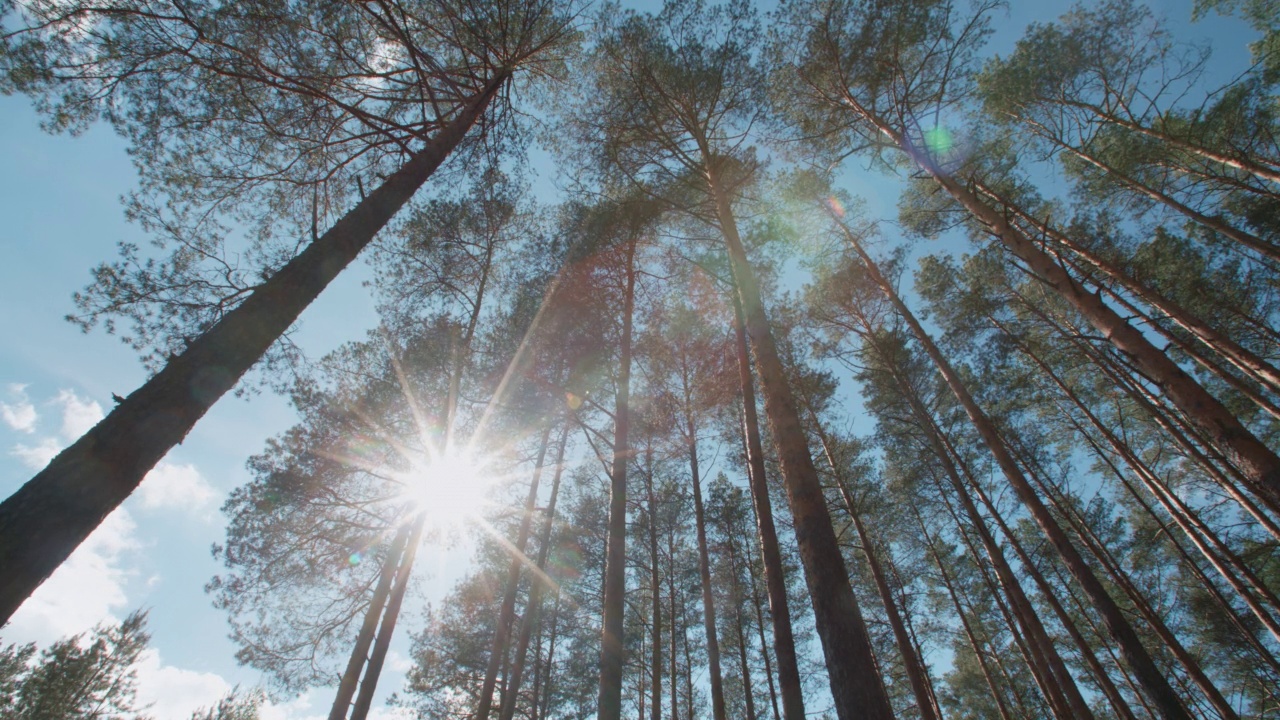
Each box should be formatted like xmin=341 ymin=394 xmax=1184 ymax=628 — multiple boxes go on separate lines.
xmin=924 ymin=126 xmax=955 ymax=156
xmin=399 ymin=449 xmax=493 ymax=529
xmin=825 ymin=196 xmax=846 ymax=219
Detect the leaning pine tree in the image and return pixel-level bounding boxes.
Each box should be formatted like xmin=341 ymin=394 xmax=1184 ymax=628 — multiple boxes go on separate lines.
xmin=0 ymin=0 xmax=576 ymax=624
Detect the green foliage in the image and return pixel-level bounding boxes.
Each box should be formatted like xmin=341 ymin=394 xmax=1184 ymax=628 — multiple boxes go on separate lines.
xmin=1 ymin=612 xmax=151 ymax=720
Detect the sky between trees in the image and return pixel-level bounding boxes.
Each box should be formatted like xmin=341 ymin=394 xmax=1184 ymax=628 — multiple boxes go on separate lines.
xmin=0 ymin=0 xmax=1276 ymax=718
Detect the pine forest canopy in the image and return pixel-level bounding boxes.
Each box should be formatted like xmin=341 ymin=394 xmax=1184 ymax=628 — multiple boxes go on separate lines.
xmin=0 ymin=0 xmax=1279 ymax=718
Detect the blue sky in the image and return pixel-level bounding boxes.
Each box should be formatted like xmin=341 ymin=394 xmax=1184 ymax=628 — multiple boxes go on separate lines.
xmin=0 ymin=1 xmax=1261 ymax=717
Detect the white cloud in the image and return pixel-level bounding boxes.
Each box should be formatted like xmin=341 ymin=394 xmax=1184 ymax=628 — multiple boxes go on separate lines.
xmin=2 ymin=508 xmax=139 ymax=645
xmin=387 ymin=649 xmax=414 ymax=673
xmin=139 ymin=461 xmax=219 ymax=517
xmin=259 ymin=691 xmax=326 ymax=720
xmin=134 ymin=649 xmax=233 ymax=719
xmin=53 ymin=388 xmax=104 ymax=440
xmin=0 ymin=383 xmax=37 ymax=433
xmin=11 ymin=436 xmax=61 ymax=470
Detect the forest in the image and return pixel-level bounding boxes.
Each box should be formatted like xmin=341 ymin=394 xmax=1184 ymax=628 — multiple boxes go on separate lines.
xmin=1 ymin=0 xmax=1279 ymax=717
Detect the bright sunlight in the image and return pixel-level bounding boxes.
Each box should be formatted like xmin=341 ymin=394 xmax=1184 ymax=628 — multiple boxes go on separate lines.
xmin=399 ymin=448 xmax=494 ymax=529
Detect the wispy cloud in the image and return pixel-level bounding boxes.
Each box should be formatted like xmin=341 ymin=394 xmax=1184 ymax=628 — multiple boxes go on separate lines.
xmin=0 ymin=383 xmax=37 ymax=433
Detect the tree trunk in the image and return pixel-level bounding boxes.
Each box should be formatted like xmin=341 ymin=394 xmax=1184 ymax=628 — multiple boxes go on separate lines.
xmin=669 ymin=525 xmax=680 ymax=720
xmin=327 ymin=525 xmax=412 ymax=720
xmin=498 ymin=425 xmax=570 ymax=720
xmin=964 ymin=471 xmax=1140 ymax=720
xmin=743 ymin=497 xmax=784 ymax=720
xmin=349 ymin=513 xmax=427 ymax=720
xmin=730 ymin=292 xmax=806 ymax=720
xmin=726 ymin=532 xmax=760 ymax=720
xmin=990 ymin=194 xmax=1280 ymax=397
xmin=645 ymin=439 xmax=664 ymax=720
xmin=536 ymin=591 xmax=563 ymax=720
xmin=0 ymin=72 xmax=509 ymax=626
xmin=1057 ymin=142 xmax=1280 ymax=262
xmin=598 ymin=236 xmax=638 ymax=720
xmin=834 ymin=219 xmax=1193 ymax=720
xmin=709 ymin=160 xmax=894 ymax=720
xmin=917 ymin=510 xmax=1016 ymax=720
xmin=477 ymin=424 xmax=555 ymax=719
xmin=809 ymin=419 xmax=941 ymax=720
xmin=1007 ymin=289 xmax=1280 ymax=542
xmin=1003 ymin=320 xmax=1280 ymax=647
xmin=686 ymin=410 xmax=728 ymax=720
xmin=844 ymin=100 xmax=1280 ymax=519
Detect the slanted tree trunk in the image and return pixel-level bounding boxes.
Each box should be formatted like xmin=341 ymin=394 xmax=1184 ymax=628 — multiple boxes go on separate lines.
xmin=477 ymin=424 xmax=555 ymax=719
xmin=990 ymin=194 xmax=1280 ymax=397
xmin=730 ymin=293 xmax=806 ymax=720
xmin=0 ymin=72 xmax=510 ymax=625
xmin=327 ymin=525 xmax=412 ymax=720
xmin=684 ymin=406 xmax=728 ymax=720
xmin=349 ymin=514 xmax=427 ymax=720
xmin=1007 ymin=288 xmax=1280 ymax=542
xmin=1018 ymin=452 xmax=1243 ymax=720
xmin=1002 ymin=319 xmax=1280 ymax=648
xmin=725 ymin=531 xmax=760 ymax=720
xmin=836 ymin=211 xmax=1196 ymax=720
xmin=836 ymin=289 xmax=1090 ymax=720
xmin=709 ymin=159 xmax=893 ymax=720
xmin=1057 ymin=101 xmax=1280 ymax=186
xmin=809 ymin=418 xmax=941 ymax=720
xmin=499 ymin=426 xmax=570 ymax=720
xmin=962 ymin=468 xmax=1140 ymax=720
xmin=841 ymin=100 xmax=1280 ymax=520
xmin=1054 ymin=141 xmax=1280 ymax=262
xmin=916 ymin=510 xmax=1016 ymax=720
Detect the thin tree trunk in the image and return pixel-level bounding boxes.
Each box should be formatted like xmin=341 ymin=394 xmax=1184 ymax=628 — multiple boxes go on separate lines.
xmin=1003 ymin=319 xmax=1280 ymax=647
xmin=743 ymin=496 xmax=783 ymax=720
xmin=1056 ymin=141 xmax=1280 ymax=263
xmin=842 ymin=100 xmax=1280 ymax=519
xmin=1007 ymin=287 xmax=1280 ymax=542
xmin=536 ymin=591 xmax=563 ymax=720
xmin=809 ymin=418 xmax=941 ymax=720
xmin=965 ymin=473 xmax=1140 ymax=720
xmin=726 ymin=532 xmax=760 ymax=720
xmin=645 ymin=438 xmax=664 ymax=720
xmin=498 ymin=425 xmax=570 ymax=720
xmin=710 ymin=160 xmax=893 ymax=720
xmin=938 ymin=487 xmax=1074 ymax=720
xmin=477 ymin=424 xmax=555 ymax=719
xmin=834 ymin=208 xmax=1195 ymax=720
xmin=1055 ymin=100 xmax=1280 ymax=185
xmin=730 ymin=292 xmax=806 ymax=720
xmin=349 ymin=513 xmax=427 ymax=720
xmin=0 ymin=72 xmax=509 ymax=625
xmin=327 ymin=525 xmax=412 ymax=720
xmin=686 ymin=408 xmax=728 ymax=720
xmin=1020 ymin=455 xmax=1243 ymax=720
xmin=840 ymin=296 xmax=1089 ymax=720
xmin=916 ymin=510 xmax=1016 ymax=720
xmin=680 ymin=593 xmax=696 ymax=720
xmin=991 ymin=197 xmax=1280 ymax=396
xmin=669 ymin=524 xmax=680 ymax=720
xmin=599 ymin=237 xmax=638 ymax=720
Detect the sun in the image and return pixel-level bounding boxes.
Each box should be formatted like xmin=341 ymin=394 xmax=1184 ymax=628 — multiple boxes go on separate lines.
xmin=398 ymin=448 xmax=494 ymax=529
